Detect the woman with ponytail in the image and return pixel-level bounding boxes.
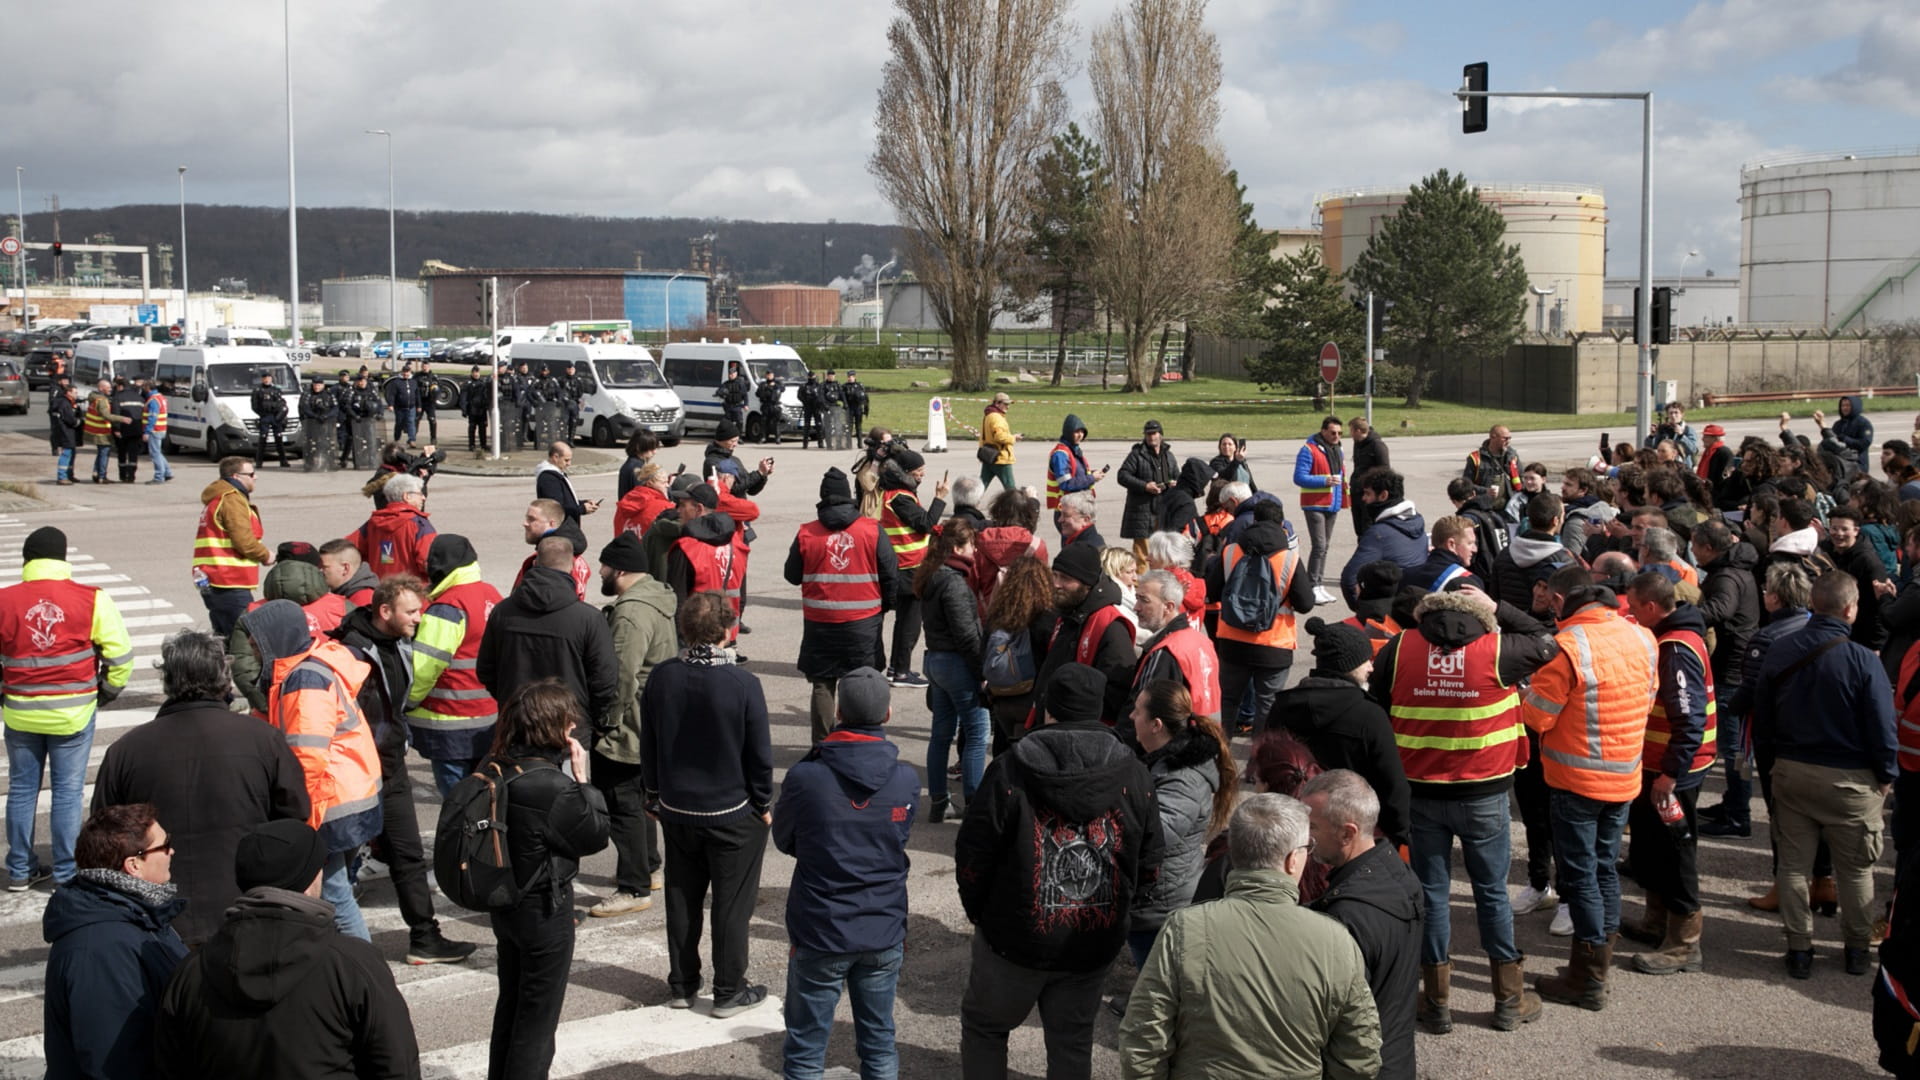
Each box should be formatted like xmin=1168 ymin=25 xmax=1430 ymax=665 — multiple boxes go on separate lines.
xmin=1123 ymin=680 xmax=1238 ymax=969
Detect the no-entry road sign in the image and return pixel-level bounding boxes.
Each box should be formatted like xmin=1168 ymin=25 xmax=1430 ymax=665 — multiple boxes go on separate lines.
xmin=1320 ymin=341 xmax=1342 ymax=385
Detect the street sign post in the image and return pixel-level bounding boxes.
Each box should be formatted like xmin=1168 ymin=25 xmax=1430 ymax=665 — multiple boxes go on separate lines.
xmin=168 ymin=324 xmax=182 ymax=340
xmin=1320 ymin=341 xmax=1341 ymax=416
xmin=400 ymin=339 xmax=431 ymax=360
xmin=136 ymin=304 xmax=160 ymax=325
xmin=0 ymin=236 xmax=18 ymax=257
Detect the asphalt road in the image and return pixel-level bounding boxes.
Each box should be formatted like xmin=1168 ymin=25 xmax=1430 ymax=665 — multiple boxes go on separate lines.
xmin=0 ymin=407 xmax=1892 ymax=1079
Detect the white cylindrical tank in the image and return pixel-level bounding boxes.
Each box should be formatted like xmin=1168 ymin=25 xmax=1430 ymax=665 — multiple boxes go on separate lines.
xmin=1315 ymin=182 xmax=1607 ymax=333
xmin=1740 ymin=149 xmax=1920 ymax=329
xmin=321 ymin=276 xmax=428 ymax=330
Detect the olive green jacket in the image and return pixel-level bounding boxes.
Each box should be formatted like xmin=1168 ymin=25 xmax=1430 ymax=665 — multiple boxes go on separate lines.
xmin=597 ymin=576 xmax=677 ymax=764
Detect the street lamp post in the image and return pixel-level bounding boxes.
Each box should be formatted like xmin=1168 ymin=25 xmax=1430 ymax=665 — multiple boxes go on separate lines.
xmin=365 ymin=129 xmax=396 ymax=368
xmin=13 ymin=166 xmax=25 ymax=331
xmin=873 ymin=258 xmax=897 ymax=346
xmin=663 ymin=272 xmax=685 ymax=343
xmin=284 ymin=0 xmax=300 ymax=348
xmin=177 ymin=167 xmax=189 ymax=340
xmin=509 ymin=280 xmax=530 ymax=325
xmin=1676 ymin=248 xmax=1699 ymax=292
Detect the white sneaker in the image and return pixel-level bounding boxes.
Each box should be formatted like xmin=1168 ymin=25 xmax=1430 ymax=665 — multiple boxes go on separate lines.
xmin=1548 ymin=903 xmax=1574 ymax=937
xmin=1312 ymin=586 xmax=1338 ymax=605
xmin=1511 ymin=884 xmax=1558 ymax=915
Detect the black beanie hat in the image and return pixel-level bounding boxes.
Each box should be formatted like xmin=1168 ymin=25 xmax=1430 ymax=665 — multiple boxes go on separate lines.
xmin=1052 ymin=543 xmax=1103 ymax=587
xmin=819 ymin=468 xmax=854 ymax=506
xmin=233 ymin=819 xmax=327 ymax=893
xmin=426 ymin=534 xmax=478 ymax=586
xmin=715 ymin=419 xmax=742 ymax=441
xmin=599 ymin=532 xmax=649 ymax=573
xmin=892 ymin=447 xmax=926 ymax=473
xmin=21 ymin=527 xmax=65 ymax=563
xmin=1306 ymin=616 xmax=1374 ymax=674
xmin=1044 ymin=663 xmax=1106 ymax=725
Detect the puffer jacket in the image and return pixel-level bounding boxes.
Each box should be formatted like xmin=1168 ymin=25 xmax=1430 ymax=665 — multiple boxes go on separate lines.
xmin=1340 ymin=500 xmax=1428 ymax=604
xmin=1696 ymin=541 xmax=1761 ymax=686
xmin=489 ymin=744 xmax=611 ymax=906
xmin=1827 ymin=394 xmax=1874 ymax=474
xmin=1310 ymin=843 xmax=1423 ymax=1080
xmin=43 ymin=871 xmax=189 ymax=1080
xmin=1118 ymin=869 xmax=1381 ymax=1080
xmin=1118 ymin=440 xmax=1179 ymax=539
xmin=920 ymin=556 xmax=985 ymax=669
xmin=1131 ymin=730 xmax=1221 ymax=930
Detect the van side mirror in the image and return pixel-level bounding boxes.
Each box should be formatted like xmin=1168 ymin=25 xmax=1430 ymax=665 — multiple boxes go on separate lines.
xmin=191 ymin=382 xmax=208 ymax=403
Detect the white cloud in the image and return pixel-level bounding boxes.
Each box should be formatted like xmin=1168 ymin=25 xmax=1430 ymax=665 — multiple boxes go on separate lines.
xmin=1773 ymin=10 xmax=1920 ymax=117
xmin=1564 ymin=0 xmax=1904 ymax=87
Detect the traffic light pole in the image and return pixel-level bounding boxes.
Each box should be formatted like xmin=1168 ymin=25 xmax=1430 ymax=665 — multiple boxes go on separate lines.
xmin=1364 ymin=291 xmax=1374 ymax=426
xmin=489 ymin=276 xmax=500 ymax=460
xmin=1456 ymin=86 xmax=1654 ymax=447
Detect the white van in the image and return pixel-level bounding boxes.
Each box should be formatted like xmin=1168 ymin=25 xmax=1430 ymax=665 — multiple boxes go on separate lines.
xmin=510 ymin=342 xmax=685 ymax=447
xmin=660 ymin=340 xmax=810 ymax=443
xmin=203 ymin=327 xmax=277 ymax=348
xmin=156 ymin=344 xmax=303 ymax=459
xmin=73 ymin=340 xmax=162 ymax=387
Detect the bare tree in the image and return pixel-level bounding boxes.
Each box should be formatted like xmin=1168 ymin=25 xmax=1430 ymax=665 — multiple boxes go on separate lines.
xmin=1086 ymin=0 xmax=1239 ymax=393
xmin=869 ymin=0 xmax=1073 ymax=393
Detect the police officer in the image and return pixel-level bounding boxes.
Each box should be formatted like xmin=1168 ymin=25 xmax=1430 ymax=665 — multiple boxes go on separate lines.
xmin=110 ymin=376 xmax=145 ymax=483
xmin=300 ymin=375 xmax=338 ymax=469
xmin=560 ymin=362 xmax=584 ymax=442
xmin=385 ymin=360 xmax=423 ymax=446
xmin=512 ymin=360 xmax=536 ymax=448
xmin=415 ymin=365 xmax=439 ymax=445
xmin=820 ymin=370 xmax=847 ymax=450
xmin=718 ymin=362 xmax=751 ymax=434
xmin=534 ymin=364 xmax=563 ymax=445
xmin=251 ymin=370 xmax=291 ymax=468
xmin=799 ymin=372 xmax=823 ymax=449
xmin=755 ymin=369 xmax=784 ymax=445
xmin=462 ymin=364 xmax=491 ymax=452
xmin=331 ymin=369 xmax=356 ymax=466
xmin=350 ymin=372 xmax=383 ymax=468
xmin=844 ymin=370 xmax=869 ymax=435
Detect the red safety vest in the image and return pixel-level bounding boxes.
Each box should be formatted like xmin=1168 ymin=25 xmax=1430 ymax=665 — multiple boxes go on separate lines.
xmin=880 ymin=490 xmax=930 ymax=569
xmin=675 ymin=533 xmax=747 ymax=641
xmin=147 ymin=394 xmax=168 ymax=434
xmin=0 ymin=577 xmax=103 ymax=712
xmin=1644 ymin=627 xmax=1718 ymax=775
xmin=81 ymin=393 xmax=115 ymax=440
xmin=193 ymin=490 xmax=264 ymax=589
xmin=1139 ymin=624 xmax=1221 ymax=717
xmin=1387 ymin=630 xmax=1527 ymax=785
xmin=1297 ymin=438 xmax=1341 ymax=511
xmin=796 ymin=517 xmax=884 ymax=624
xmin=1215 ymin=545 xmax=1299 ymax=650
xmin=1029 ymin=604 xmax=1136 ymax=729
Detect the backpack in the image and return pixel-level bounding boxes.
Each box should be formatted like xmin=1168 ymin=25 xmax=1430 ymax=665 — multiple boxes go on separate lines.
xmin=1221 ymin=550 xmax=1281 ymax=632
xmin=433 ymin=757 xmax=556 ymax=911
xmin=1463 ymin=506 xmax=1511 ymax=576
xmin=984 ymin=627 xmax=1037 ymax=697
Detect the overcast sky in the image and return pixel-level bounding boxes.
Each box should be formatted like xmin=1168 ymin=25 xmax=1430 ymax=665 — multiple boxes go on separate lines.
xmin=13 ymin=0 xmax=1917 ymax=278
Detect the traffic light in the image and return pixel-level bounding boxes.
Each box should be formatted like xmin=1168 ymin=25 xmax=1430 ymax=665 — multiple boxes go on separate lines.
xmin=475 ymin=280 xmax=492 ymax=323
xmin=1632 ymin=286 xmax=1674 ymax=345
xmin=1372 ymin=298 xmax=1395 ymax=341
xmin=1461 ymin=62 xmax=1489 ymax=134
xmin=49 ymin=241 xmax=62 ymax=257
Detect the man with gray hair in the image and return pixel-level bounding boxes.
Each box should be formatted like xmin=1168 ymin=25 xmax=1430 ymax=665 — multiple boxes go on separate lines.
xmin=950 ymin=474 xmax=987 ymax=529
xmin=1120 ymin=792 xmax=1381 ymax=1079
xmin=1057 ymin=490 xmax=1105 ymax=549
xmin=91 ymin=631 xmax=311 ymax=945
xmin=1304 ymin=769 xmax=1422 ymax=1080
xmin=347 ymin=470 xmax=437 ymax=581
xmin=1131 ymin=569 xmax=1222 ymax=719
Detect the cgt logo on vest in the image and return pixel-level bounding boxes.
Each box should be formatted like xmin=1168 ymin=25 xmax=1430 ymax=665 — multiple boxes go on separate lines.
xmin=825 ymin=531 xmax=856 ymax=571
xmin=24 ymin=599 xmax=65 ymax=650
xmin=1427 ymin=648 xmax=1466 ymax=679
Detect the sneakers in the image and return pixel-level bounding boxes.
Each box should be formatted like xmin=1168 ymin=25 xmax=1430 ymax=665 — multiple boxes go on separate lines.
xmin=590 ymin=891 xmax=653 ymax=918
xmin=358 ymin=855 xmax=390 ymax=882
xmin=6 ymin=866 xmax=51 ymax=892
xmin=710 ymin=984 xmax=770 ymax=1019
xmin=1699 ymin=817 xmax=1751 ymax=838
xmin=887 ymin=669 xmax=928 ymax=688
xmin=406 ymin=928 xmax=478 ymax=965
xmin=1312 ymin=585 xmax=1338 ymax=606
xmin=1511 ymin=884 xmax=1558 ymax=915
xmin=652 ymin=869 xmax=665 ymax=892
xmin=1548 ymin=904 xmax=1575 ymax=937
xmin=666 ymin=994 xmax=695 ymax=1010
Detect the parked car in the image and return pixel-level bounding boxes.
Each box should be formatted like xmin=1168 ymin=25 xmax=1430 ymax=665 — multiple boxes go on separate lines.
xmin=23 ymin=344 xmax=74 ymax=390
xmin=0 ymin=329 xmax=28 ymax=356
xmin=0 ymin=360 xmax=28 ymax=413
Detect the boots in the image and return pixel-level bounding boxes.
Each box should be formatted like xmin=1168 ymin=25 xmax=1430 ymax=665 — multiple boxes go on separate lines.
xmin=1490 ymin=958 xmax=1543 ymax=1031
xmin=1749 ymin=884 xmax=1780 ymax=912
xmin=1621 ymin=892 xmax=1667 ymax=946
xmin=1537 ymin=939 xmax=1610 ymax=1011
xmin=1417 ymin=961 xmax=1453 ymax=1034
xmin=927 ymin=795 xmax=949 ymax=824
xmin=1633 ymin=909 xmax=1704 ymax=975
xmin=1812 ymin=876 xmax=1839 ymax=917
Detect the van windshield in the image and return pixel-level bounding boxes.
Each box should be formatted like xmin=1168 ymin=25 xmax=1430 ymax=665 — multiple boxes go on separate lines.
xmin=597 ymin=358 xmax=667 ymax=389
xmin=206 ymin=363 xmax=297 ymax=396
xmin=754 ymin=357 xmax=810 ymax=382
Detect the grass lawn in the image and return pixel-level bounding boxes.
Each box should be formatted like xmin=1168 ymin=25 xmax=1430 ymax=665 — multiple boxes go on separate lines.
xmin=848 ymin=368 xmax=1920 ymax=443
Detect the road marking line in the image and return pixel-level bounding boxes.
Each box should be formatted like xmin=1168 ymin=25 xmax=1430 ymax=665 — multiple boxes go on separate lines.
xmin=419 ymin=993 xmax=787 ymax=1079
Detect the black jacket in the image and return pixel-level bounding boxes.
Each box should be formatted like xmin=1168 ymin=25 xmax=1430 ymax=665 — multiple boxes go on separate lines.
xmin=476 ymin=566 xmax=619 ymax=736
xmin=640 ymin=652 xmax=774 ymax=826
xmin=1034 ymin=577 xmax=1138 ymax=725
xmin=665 ymin=511 xmax=739 ymax=605
xmin=1828 ymin=538 xmax=1892 ymax=650
xmin=1270 ymin=674 xmax=1412 ymax=848
xmin=156 ymin=888 xmax=420 ymax=1080
xmin=1697 ymin=542 xmax=1762 ymax=686
xmin=1724 ymin=605 xmax=1811 ymax=719
xmin=251 ymin=383 xmax=289 ymax=420
xmin=704 ymin=441 xmax=767 ymax=496
xmin=1310 ymin=842 xmax=1423 ymax=1080
xmin=43 ymin=872 xmax=189 ymax=1080
xmin=381 ymin=374 xmax=420 ymax=410
xmin=920 ymin=558 xmax=985 ymax=668
xmin=1159 ymin=457 xmax=1212 ymax=539
xmin=48 ymin=393 xmax=80 ymax=450
xmin=1882 ymin=578 xmax=1920 ymax=689
xmin=1117 ymin=440 xmax=1179 ymax=539
xmin=954 ymin=719 xmax=1165 ymax=972
xmin=91 ymin=699 xmax=311 ymax=945
xmin=1350 ymin=431 xmax=1390 ymax=478
xmin=328 ymin=604 xmax=414 ymax=751
xmin=880 ymin=461 xmax=946 ymax=540
xmin=1491 ymin=529 xmax=1573 ymax=616
xmin=1204 ymin=519 xmax=1318 ymax=669
xmin=785 ymin=500 xmax=896 ymax=680
xmin=490 ymin=745 xmax=611 ymax=905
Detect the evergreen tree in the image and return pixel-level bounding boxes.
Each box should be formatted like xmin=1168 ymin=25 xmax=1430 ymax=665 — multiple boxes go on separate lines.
xmin=1248 ymin=245 xmax=1364 ymax=393
xmin=1027 ymin=125 xmax=1105 ymax=387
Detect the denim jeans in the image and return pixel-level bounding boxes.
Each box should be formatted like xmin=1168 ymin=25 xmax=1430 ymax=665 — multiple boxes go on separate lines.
xmin=55 ymin=447 xmax=74 ymax=482
xmin=322 ymin=850 xmax=371 ymax=941
xmin=1408 ymin=792 xmax=1519 ymax=965
xmin=926 ymin=650 xmax=989 ymax=805
xmin=202 ymin=586 xmax=253 ymax=640
xmin=91 ymin=444 xmax=111 ymax=479
xmin=432 ymin=757 xmax=476 ymax=799
xmin=144 ymin=431 xmax=172 ymax=481
xmin=5 ymin=716 xmax=96 ymax=882
xmin=1549 ymin=787 xmax=1629 ymax=946
xmin=1716 ymin=710 xmax=1752 ymax=826
xmin=783 ymin=944 xmax=904 ymax=1080
xmin=393 ymin=408 xmax=418 ymax=445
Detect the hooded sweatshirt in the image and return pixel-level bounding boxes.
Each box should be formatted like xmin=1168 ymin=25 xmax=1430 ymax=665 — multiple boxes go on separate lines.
xmin=954 ymin=718 xmax=1165 ymax=972
xmin=476 ymin=565 xmax=619 ymax=734
xmin=1492 ymin=529 xmax=1575 ymax=614
xmin=773 ymin=726 xmax=919 ymax=955
xmin=333 ymin=560 xmax=378 ymax=608
xmin=1341 ymin=500 xmax=1428 ymax=603
xmin=229 ymin=560 xmax=343 ymax=714
xmin=1048 ymin=414 xmax=1096 ymax=499
xmin=241 ymin=599 xmax=315 ymax=705
xmin=1827 ymin=394 xmax=1874 ymax=474
xmin=154 ymin=887 xmax=419 ymax=1079
xmin=1160 ymin=456 xmax=1213 ymax=538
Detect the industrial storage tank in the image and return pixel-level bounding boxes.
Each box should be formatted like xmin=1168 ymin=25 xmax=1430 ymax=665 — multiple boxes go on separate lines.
xmin=1740 ymin=148 xmax=1920 ymax=329
xmin=623 ymin=272 xmax=710 ymax=331
xmin=739 ymin=284 xmax=840 ymax=327
xmin=1316 ymin=182 xmax=1607 ymax=333
xmin=321 ymin=276 xmax=428 ymax=330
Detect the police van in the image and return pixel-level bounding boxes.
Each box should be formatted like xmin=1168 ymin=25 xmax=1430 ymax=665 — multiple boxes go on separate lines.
xmin=156 ymin=344 xmax=303 ymax=459
xmin=510 ymin=341 xmax=685 ymax=448
xmin=660 ymin=340 xmax=809 ymax=443
xmin=72 ymin=340 xmax=162 ymax=387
